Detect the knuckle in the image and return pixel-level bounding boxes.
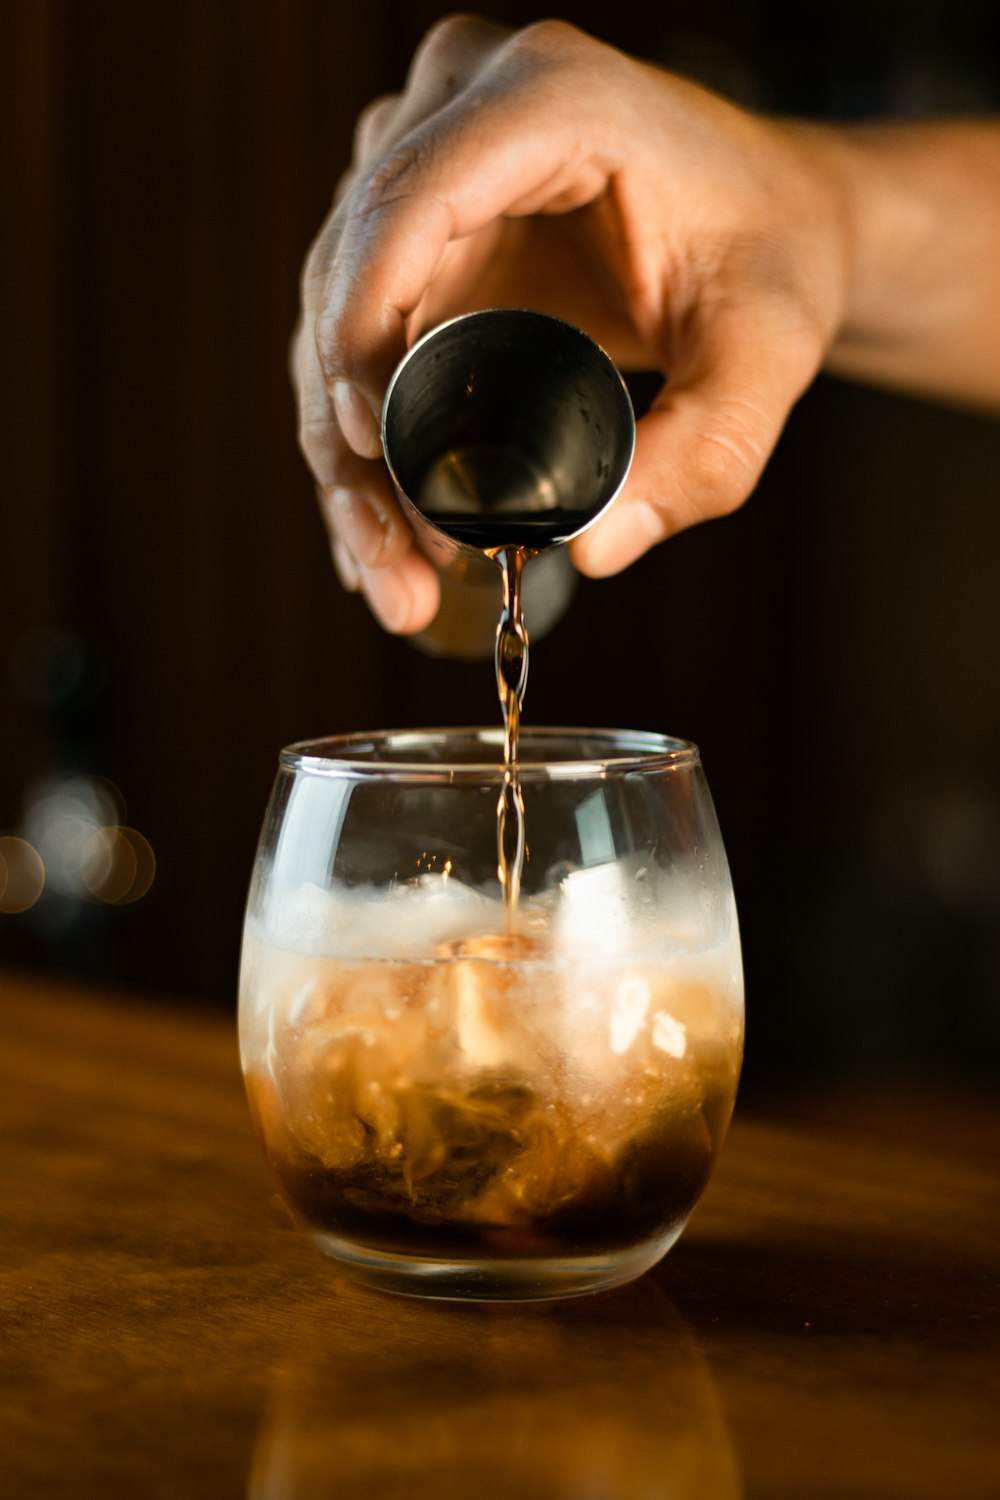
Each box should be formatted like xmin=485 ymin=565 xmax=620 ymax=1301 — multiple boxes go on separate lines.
xmin=687 ymin=408 xmax=766 ymax=515
xmin=504 ymin=18 xmax=588 ymax=64
xmin=411 ymin=13 xmax=485 ymax=76
xmin=352 ymin=137 xmax=431 ymax=218
xmin=313 ymin=303 xmax=350 ymax=384
xmin=353 ymin=93 xmax=398 ymax=162
xmin=296 ymin=407 xmax=333 ymax=465
xmin=297 ymin=418 xmax=362 ymax=495
xmin=299 ymin=219 xmax=341 ymax=310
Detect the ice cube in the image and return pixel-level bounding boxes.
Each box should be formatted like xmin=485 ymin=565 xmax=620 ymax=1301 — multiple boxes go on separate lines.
xmin=474 ymin=1100 xmax=615 ymax=1224
xmin=609 ymin=975 xmax=649 ymax=1054
xmin=553 ymin=861 xmax=633 ymax=958
xmin=395 ymin=1077 xmax=533 ymax=1212
xmin=651 ymin=1010 xmax=687 ymax=1059
xmin=431 ymin=932 xmax=549 ymax=1072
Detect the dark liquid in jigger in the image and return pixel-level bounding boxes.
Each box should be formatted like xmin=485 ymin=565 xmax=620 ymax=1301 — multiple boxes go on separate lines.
xmin=423 ymin=512 xmax=587 ymax=549
xmin=418 ymin=444 xmax=577 ymax=550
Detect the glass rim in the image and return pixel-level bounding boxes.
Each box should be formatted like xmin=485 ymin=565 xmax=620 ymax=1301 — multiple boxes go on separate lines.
xmin=279 ymin=726 xmax=700 ymax=781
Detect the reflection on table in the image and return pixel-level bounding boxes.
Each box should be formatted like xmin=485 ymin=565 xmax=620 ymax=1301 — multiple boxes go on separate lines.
xmin=250 ymin=1282 xmax=739 ymax=1499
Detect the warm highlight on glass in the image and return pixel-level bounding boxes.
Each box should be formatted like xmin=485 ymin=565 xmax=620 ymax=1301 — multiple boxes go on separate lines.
xmin=239 ymin=729 xmax=743 ymax=1300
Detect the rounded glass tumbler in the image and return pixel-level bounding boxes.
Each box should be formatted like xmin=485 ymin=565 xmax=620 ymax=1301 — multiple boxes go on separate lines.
xmin=239 ymin=728 xmax=743 ymax=1301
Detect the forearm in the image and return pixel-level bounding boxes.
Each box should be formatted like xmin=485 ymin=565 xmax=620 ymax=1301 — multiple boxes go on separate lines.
xmin=801 ymin=119 xmax=1000 ymax=409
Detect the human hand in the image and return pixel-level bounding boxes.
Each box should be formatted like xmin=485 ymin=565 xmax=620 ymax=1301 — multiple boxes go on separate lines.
xmin=292 ymin=16 xmax=851 ymax=632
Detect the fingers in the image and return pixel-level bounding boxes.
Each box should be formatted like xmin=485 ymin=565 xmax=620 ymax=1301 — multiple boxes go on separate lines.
xmin=321 ymin=14 xmax=523 ymax=409
xmin=316 ymin=466 xmax=410 ymax=571
xmin=297 ymin=307 xmax=440 ymax=633
xmin=358 ymin=550 xmax=441 ymax=636
xmin=348 ymin=16 xmax=510 ymax=175
xmin=311 ymin=422 xmax=443 ymax=633
xmin=331 ymin=545 xmax=440 ymax=636
xmin=315 ymin=21 xmax=621 ymax=418
xmin=296 ymin=196 xmax=428 ymax=629
xmin=572 ymin=300 xmax=825 ymax=576
xmin=294 ymin=16 xmax=545 ymax=635
xmin=317 ymin=455 xmax=441 ymax=634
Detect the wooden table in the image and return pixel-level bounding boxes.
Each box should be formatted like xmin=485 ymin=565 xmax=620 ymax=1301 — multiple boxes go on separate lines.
xmin=1 ymin=969 xmax=997 ymax=1498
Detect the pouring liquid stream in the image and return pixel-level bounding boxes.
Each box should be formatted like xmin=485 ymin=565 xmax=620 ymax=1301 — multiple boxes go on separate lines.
xmin=491 ymin=545 xmax=532 ymax=917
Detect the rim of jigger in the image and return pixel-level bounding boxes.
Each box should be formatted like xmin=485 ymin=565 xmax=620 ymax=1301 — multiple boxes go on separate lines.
xmin=380 ymin=308 xmax=637 ymax=556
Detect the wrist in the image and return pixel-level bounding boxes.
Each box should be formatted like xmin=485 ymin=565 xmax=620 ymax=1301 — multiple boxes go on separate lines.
xmin=791 ymin=119 xmax=1000 ymax=405
xmin=808 ymin=122 xmax=943 ymax=359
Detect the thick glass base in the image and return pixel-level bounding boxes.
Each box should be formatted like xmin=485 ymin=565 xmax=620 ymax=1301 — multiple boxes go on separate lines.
xmin=312 ymin=1226 xmax=685 ymax=1302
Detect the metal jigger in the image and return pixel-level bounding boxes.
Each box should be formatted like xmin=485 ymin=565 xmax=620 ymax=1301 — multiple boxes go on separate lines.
xmin=381 ymin=309 xmax=636 ymax=659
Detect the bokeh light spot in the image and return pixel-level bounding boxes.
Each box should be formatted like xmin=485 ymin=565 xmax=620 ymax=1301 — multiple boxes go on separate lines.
xmin=81 ymin=826 xmax=156 ymax=905
xmin=0 ymin=837 xmax=46 ymax=914
xmin=117 ymin=828 xmax=156 ymax=903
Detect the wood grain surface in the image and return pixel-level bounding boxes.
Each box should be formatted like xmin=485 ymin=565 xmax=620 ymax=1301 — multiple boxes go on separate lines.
xmin=1 ymin=969 xmax=997 ymax=1498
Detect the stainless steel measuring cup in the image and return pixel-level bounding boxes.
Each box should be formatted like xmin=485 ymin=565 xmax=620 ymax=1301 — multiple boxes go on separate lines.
xmin=381 ymin=308 xmax=635 ymax=658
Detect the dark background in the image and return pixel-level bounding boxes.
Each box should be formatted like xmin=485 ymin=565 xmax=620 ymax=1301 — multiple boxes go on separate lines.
xmin=4 ymin=1 xmax=1000 ymax=1100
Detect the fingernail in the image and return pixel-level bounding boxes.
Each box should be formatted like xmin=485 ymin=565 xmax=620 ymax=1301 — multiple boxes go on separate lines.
xmin=331 ymin=381 xmax=382 ymax=459
xmin=330 ymin=489 xmax=389 ymax=567
xmin=359 ymin=565 xmax=413 ymax=634
xmin=575 ymin=499 xmax=667 ymax=577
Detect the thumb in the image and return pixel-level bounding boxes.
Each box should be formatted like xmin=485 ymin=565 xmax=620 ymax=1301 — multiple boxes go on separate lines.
xmin=571 ymin=306 xmax=822 ymax=576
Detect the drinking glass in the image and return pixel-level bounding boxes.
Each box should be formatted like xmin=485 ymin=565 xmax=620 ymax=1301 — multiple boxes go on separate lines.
xmin=239 ymin=728 xmax=743 ymax=1300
